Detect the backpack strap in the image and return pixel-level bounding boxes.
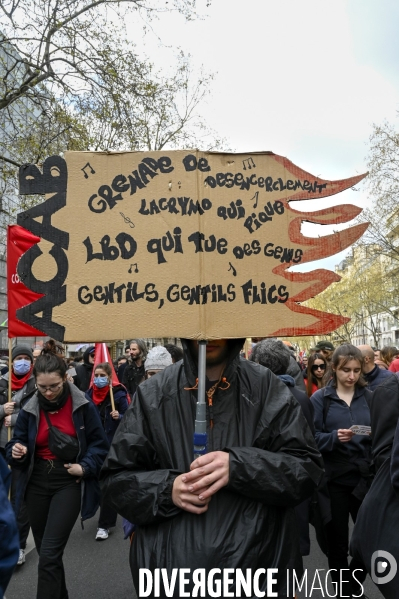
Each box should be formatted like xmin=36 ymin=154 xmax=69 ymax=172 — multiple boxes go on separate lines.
xmin=322 ymin=391 xmax=331 ymax=432
xmin=364 ymin=388 xmax=372 ymax=409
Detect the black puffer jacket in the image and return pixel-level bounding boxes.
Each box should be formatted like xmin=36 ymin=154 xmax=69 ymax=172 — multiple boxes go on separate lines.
xmin=100 ymin=339 xmax=323 ymax=598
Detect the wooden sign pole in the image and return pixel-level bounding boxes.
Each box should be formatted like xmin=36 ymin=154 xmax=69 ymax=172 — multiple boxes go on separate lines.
xmin=7 ymin=337 xmax=12 ymax=442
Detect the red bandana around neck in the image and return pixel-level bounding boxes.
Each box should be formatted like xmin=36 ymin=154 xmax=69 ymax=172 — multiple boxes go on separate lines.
xmin=91 ymin=385 xmax=110 ymax=406
xmin=11 ymin=366 xmax=33 ymax=391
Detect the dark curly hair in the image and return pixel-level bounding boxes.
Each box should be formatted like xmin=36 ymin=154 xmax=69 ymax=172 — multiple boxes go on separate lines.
xmin=249 ymin=339 xmax=290 ymax=375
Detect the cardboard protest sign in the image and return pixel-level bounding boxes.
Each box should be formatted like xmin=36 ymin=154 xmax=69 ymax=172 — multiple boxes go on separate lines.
xmin=16 ymin=151 xmax=368 ymax=342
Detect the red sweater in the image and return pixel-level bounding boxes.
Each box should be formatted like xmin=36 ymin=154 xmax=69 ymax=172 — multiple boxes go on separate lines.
xmin=389 ymin=358 xmax=399 ymax=373
xmin=36 ymin=395 xmax=77 ymax=460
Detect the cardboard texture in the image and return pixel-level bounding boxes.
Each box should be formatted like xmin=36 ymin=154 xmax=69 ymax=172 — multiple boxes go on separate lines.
xmin=16 ymin=151 xmax=368 ymax=342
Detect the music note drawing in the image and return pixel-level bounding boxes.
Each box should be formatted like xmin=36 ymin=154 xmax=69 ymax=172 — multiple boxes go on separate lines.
xmin=120 ymin=212 xmax=135 ymax=228
xmin=228 ymin=262 xmax=237 ymax=277
xmin=128 ymin=263 xmax=139 ymax=274
xmin=81 ymin=162 xmax=96 ymax=179
xmin=242 ymin=157 xmax=256 ymax=171
xmin=250 ymin=191 xmax=259 ymax=209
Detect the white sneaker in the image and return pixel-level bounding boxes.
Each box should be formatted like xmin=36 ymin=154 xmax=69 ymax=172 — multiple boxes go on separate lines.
xmin=17 ymin=549 xmax=25 ymax=565
xmin=95 ymin=528 xmax=109 ymax=541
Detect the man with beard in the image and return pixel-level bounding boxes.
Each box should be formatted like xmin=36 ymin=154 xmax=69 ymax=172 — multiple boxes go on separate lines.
xmin=122 ymin=339 xmax=147 ymax=398
xmin=100 ymin=339 xmax=323 ymax=598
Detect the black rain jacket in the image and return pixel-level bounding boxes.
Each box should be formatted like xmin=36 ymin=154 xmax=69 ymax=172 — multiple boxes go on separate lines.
xmin=100 ymin=339 xmax=323 ymax=598
xmin=370 ymin=374 xmax=399 ymax=472
xmin=75 ymin=346 xmax=94 ymax=392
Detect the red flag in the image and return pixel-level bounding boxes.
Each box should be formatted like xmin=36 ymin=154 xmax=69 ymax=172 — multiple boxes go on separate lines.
xmin=89 ymin=343 xmax=120 ymax=388
xmin=7 ymin=225 xmax=45 ymax=338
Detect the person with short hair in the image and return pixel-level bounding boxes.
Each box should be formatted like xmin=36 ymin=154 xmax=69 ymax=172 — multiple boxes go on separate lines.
xmin=300 ymin=354 xmax=308 ymax=371
xmin=310 ymin=340 xmax=334 ymax=363
xmin=358 ymin=344 xmax=394 ymax=391
xmin=250 ymin=339 xmax=316 ymax=557
xmin=32 ymin=348 xmax=41 ymax=363
xmin=164 ymin=343 xmax=183 ymax=364
xmin=6 ymin=346 xmax=109 ymax=599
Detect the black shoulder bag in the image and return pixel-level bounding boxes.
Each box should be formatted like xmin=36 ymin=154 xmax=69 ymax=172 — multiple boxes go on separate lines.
xmin=43 ymin=411 xmax=79 ymax=462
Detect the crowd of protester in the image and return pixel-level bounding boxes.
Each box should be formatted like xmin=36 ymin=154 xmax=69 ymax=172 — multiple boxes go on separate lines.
xmin=2 ymin=336 xmax=399 ymax=598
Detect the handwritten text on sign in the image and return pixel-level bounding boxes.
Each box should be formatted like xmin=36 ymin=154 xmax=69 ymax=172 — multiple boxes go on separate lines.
xmin=16 ymin=150 xmax=368 ymax=341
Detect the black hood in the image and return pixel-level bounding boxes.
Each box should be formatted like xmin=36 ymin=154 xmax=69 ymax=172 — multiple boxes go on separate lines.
xmin=83 ymin=345 xmax=95 ymax=367
xmin=181 ymin=338 xmax=245 ymax=387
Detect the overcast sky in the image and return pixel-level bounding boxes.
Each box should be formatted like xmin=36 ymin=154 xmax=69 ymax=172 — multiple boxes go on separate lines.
xmin=127 ymin=0 xmax=399 ymax=270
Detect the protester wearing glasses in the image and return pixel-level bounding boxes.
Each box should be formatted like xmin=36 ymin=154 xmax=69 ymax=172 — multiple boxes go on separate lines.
xmin=304 ymin=353 xmax=327 ymax=397
xmin=310 ymin=340 xmax=335 ymax=363
xmin=5 ymin=345 xmax=108 ymax=599
xmin=310 ymin=344 xmax=372 ymax=598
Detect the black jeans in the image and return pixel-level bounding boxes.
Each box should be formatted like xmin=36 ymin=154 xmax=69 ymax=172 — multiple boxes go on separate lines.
xmin=326 ymin=481 xmax=367 ymax=598
xmin=25 ymin=459 xmax=81 ymax=599
xmin=98 ymin=494 xmax=118 ymax=529
xmin=0 ymin=446 xmax=30 ymax=549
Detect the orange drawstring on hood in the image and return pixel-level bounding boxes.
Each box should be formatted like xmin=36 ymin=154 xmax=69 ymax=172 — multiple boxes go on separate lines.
xmin=185 ymin=373 xmax=231 ymax=428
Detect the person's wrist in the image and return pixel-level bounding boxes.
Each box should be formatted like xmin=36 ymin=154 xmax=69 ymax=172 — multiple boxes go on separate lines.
xmin=79 ymin=464 xmax=86 ymax=478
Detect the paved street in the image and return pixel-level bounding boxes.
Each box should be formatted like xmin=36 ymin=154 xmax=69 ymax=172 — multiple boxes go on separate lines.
xmin=299 ymin=525 xmax=384 ymax=599
xmin=6 ymin=516 xmax=136 ymax=599
xmin=6 ymin=515 xmax=384 ymax=599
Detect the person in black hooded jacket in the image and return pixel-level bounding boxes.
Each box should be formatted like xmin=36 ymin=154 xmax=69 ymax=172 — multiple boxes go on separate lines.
xmin=75 ymin=346 xmax=95 ymax=392
xmin=369 ymin=373 xmax=399 ymax=472
xmin=250 ymin=339 xmax=315 ymax=558
xmin=100 ymin=338 xmax=323 ymax=598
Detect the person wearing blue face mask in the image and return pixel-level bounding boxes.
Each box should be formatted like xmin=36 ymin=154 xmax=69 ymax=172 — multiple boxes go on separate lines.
xmin=0 ymin=345 xmax=35 ymax=567
xmin=85 ymin=361 xmax=128 ymax=541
